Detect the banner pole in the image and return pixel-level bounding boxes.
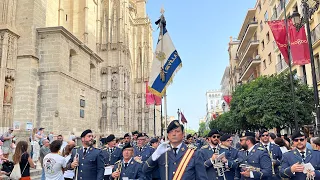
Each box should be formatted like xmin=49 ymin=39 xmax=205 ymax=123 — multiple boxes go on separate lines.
xmin=158 ymin=8 xmax=168 ymax=180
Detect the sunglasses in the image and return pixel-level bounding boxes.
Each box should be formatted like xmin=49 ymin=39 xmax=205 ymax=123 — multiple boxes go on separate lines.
xmin=293 ymin=138 xmax=305 ymax=142
xmin=211 ymin=135 xmax=220 ymax=139
xmin=226 ymin=140 xmax=233 ymax=142
xmin=261 ymin=134 xmax=269 ymax=137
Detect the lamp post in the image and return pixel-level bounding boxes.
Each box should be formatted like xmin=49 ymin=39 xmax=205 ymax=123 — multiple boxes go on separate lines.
xmin=290 ymin=0 xmax=320 ymax=135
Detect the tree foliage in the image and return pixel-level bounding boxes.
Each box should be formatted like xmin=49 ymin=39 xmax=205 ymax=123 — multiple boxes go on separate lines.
xmin=198 ymin=122 xmax=207 ymax=137
xmin=210 ymin=72 xmax=314 ymax=132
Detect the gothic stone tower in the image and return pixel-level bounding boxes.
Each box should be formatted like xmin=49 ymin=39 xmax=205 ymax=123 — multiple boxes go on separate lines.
xmin=0 ymin=0 xmax=159 ymax=137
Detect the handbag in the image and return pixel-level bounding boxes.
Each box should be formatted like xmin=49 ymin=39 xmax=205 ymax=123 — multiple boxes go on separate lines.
xmin=1 ymin=161 xmax=14 ymax=173
xmin=9 ymin=162 xmax=28 ymax=180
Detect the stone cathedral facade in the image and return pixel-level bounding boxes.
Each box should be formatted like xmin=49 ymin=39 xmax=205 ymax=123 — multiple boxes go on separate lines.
xmin=0 ymin=0 xmax=161 ymax=137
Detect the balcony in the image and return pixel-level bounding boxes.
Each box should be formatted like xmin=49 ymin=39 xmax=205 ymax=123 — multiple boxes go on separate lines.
xmin=238 ymin=37 xmax=259 ymax=66
xmin=311 ymin=23 xmax=320 ymax=46
xmin=275 ymin=59 xmax=288 ymax=74
xmin=237 ymin=21 xmax=258 ymax=58
xmin=270 ymin=0 xmax=291 ymax=20
xmin=239 ymin=58 xmax=261 ymax=81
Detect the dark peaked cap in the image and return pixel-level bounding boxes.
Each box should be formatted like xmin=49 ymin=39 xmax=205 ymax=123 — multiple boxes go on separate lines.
xmin=81 ymin=129 xmax=92 ymax=138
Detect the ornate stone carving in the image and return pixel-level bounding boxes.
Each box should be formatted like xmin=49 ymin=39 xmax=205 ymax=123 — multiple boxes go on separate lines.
xmin=6 ymin=34 xmax=15 ymax=69
xmin=144 ymin=108 xmax=149 ymax=113
xmin=111 ymin=67 xmax=119 ymax=74
xmin=101 ymin=92 xmax=107 ymax=99
xmin=3 ymin=106 xmax=12 ymax=127
xmin=144 ymin=114 xmax=149 ymax=133
xmin=101 ymin=67 xmax=107 ymax=74
xmin=3 ymin=76 xmax=14 ymax=105
xmin=137 ymin=93 xmax=142 ymax=98
xmin=137 ymin=115 xmax=142 ymax=131
xmin=111 ymin=75 xmax=118 ymax=90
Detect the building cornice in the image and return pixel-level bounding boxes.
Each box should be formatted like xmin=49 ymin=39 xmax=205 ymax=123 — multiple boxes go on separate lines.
xmin=37 ymin=26 xmax=103 ymax=63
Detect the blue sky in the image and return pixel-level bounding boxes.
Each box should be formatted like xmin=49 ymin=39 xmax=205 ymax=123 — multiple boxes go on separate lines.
xmin=146 ymin=0 xmax=257 ymax=131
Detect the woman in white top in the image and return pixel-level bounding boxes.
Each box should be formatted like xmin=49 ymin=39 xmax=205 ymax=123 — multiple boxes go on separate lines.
xmin=43 ymin=140 xmax=66 ymax=180
xmin=274 ymin=137 xmax=289 ymax=153
xmin=63 ymin=144 xmax=75 ymax=180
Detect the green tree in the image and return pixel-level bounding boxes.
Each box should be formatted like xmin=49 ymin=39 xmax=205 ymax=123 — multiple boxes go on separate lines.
xmin=198 ymin=122 xmax=207 ymax=137
xmin=186 ymin=129 xmax=196 ymax=135
xmin=211 ymin=72 xmax=314 ymax=132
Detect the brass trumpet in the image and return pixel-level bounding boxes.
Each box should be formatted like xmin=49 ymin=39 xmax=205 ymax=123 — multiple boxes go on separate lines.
xmin=269 ymin=151 xmax=275 ymax=175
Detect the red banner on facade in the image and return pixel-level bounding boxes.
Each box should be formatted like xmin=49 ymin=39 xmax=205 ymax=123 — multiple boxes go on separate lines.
xmin=288 ymin=20 xmax=311 ymax=65
xmin=268 ymin=20 xmax=289 ymax=64
xmin=223 ymin=95 xmax=232 ymax=106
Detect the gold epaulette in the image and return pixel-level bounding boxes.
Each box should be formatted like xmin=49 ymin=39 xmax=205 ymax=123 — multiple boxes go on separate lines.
xmin=257 ymin=147 xmax=265 ymax=151
xmin=220 ymin=144 xmax=228 ymax=149
xmin=135 ymin=159 xmax=142 ymax=163
xmin=187 ymin=144 xmax=197 ymax=150
xmin=74 ymin=146 xmax=80 ymax=149
xmin=201 ymin=145 xmax=209 ymax=149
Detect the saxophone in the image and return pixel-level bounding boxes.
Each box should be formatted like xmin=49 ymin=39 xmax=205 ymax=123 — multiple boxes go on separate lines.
xmin=115 ymin=161 xmax=122 ymax=180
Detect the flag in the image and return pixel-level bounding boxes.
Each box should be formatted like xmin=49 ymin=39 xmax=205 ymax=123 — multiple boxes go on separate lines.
xmin=180 ymin=112 xmax=188 ymax=124
xmin=268 ymin=20 xmax=289 ymax=64
xmin=148 ymin=15 xmax=182 ymax=97
xmin=146 ymin=82 xmax=155 ymax=105
xmin=288 ymin=20 xmax=310 ymax=65
xmin=146 ymin=81 xmax=162 ymax=106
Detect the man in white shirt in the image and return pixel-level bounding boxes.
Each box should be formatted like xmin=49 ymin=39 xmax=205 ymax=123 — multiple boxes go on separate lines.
xmin=43 ymin=140 xmax=66 ymax=180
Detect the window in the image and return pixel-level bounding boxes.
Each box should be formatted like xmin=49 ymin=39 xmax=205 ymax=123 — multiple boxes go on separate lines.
xmin=260 ymin=20 xmax=263 ymax=31
xmin=268 ymin=53 xmax=272 ymax=64
xmin=69 ymin=49 xmax=77 ymax=72
xmin=266 ymin=32 xmax=270 ymax=43
xmin=263 ymin=60 xmax=267 ymax=70
xmin=273 ymin=6 xmax=277 ymax=17
xmin=261 ymin=40 xmax=265 ymax=50
xmin=258 ymin=1 xmax=262 ymax=12
xmin=264 ymin=11 xmax=268 ymax=21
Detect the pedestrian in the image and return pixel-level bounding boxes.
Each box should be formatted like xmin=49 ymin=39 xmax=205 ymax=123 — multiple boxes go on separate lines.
xmin=274 ymin=137 xmax=289 ymax=153
xmin=67 ymin=129 xmax=105 ymax=180
xmin=32 ymin=128 xmax=41 ymax=167
xmin=143 ymin=120 xmax=208 ymax=180
xmin=43 ymin=140 xmax=66 ymax=180
xmin=63 ymin=144 xmax=75 ymax=180
xmin=2 ymin=127 xmax=14 ymax=159
xmin=40 ymin=139 xmax=50 ymax=180
xmin=12 ymin=141 xmax=35 ymax=180
xmin=311 ymin=137 xmax=320 ymax=150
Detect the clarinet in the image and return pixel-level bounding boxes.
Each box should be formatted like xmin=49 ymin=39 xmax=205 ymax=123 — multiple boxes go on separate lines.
xmin=213 ymin=148 xmax=226 ymax=180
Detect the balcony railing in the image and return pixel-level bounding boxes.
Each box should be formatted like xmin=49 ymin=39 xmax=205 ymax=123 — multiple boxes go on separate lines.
xmin=239 ymin=58 xmax=261 ymax=77
xmin=238 ymin=20 xmax=258 ymax=46
xmin=276 ymin=59 xmax=288 ymax=73
xmin=270 ymin=0 xmax=289 ymax=21
xmin=239 ymin=37 xmax=259 ymax=62
xmin=311 ymin=23 xmax=320 ymax=44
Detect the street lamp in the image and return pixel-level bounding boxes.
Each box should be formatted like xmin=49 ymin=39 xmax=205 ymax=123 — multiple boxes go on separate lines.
xmin=290 ymin=0 xmax=320 ymax=136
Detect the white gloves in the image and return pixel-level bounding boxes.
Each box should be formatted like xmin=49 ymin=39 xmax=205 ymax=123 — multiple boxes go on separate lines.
xmin=151 ymin=141 xmax=171 ymax=161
